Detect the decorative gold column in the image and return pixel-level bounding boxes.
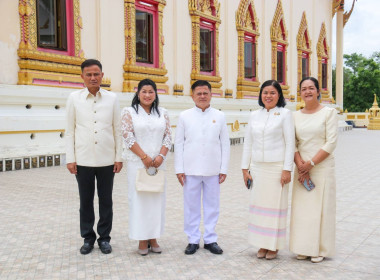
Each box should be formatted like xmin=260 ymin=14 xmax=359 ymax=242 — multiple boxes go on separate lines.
xmin=17 ymin=0 xmax=85 ymax=88
xmin=235 ymin=0 xmax=260 ymax=99
xmin=123 ymin=0 xmax=168 ymax=93
xmin=317 ymin=23 xmax=332 ymax=103
xmin=188 ymin=0 xmax=222 ymax=96
xmin=270 ymin=0 xmax=289 ymax=98
xmin=296 ymin=12 xmax=312 ymax=102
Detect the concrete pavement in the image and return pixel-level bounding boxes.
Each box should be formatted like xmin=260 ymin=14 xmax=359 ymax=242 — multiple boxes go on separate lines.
xmin=0 ymin=129 xmax=380 ymax=279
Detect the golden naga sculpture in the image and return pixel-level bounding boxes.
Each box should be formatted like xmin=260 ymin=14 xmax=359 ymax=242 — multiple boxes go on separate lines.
xmin=368 ymin=94 xmax=380 ymax=130
xmin=332 ymin=0 xmax=357 ymax=27
xmin=344 ymin=0 xmax=357 ymax=26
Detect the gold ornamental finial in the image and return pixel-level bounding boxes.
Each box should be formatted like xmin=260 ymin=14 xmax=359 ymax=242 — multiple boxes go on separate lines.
xmin=372 ymin=94 xmax=379 ymax=108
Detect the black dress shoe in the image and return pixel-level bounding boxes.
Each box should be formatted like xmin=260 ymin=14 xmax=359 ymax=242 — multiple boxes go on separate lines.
xmin=184 ymin=243 xmax=199 ymax=255
xmin=99 ymin=241 xmax=112 ymax=254
xmin=80 ymin=243 xmax=94 ymax=255
xmin=204 ymin=242 xmax=223 ymax=254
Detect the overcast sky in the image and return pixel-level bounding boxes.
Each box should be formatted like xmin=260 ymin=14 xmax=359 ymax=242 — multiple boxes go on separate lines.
xmin=332 ymin=0 xmax=380 ymax=64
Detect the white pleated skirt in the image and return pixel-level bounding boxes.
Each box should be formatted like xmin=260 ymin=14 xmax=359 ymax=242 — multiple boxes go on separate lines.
xmin=248 ymin=161 xmax=289 ymax=251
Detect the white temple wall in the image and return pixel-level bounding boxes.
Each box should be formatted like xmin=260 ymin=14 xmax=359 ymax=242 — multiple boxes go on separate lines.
xmin=0 ymin=0 xmax=20 ymax=85
xmin=0 ymin=0 xmax=338 ymax=171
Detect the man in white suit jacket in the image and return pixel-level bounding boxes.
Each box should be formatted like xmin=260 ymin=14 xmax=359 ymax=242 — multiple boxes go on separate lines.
xmin=175 ymin=80 xmax=230 ymax=255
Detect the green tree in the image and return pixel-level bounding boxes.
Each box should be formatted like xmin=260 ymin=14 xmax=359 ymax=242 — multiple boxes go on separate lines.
xmin=343 ymin=52 xmax=380 ymax=112
xmin=332 ymin=65 xmax=352 ymax=101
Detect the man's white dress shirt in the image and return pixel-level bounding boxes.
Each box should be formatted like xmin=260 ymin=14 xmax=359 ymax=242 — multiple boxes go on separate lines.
xmin=65 ymin=88 xmax=123 ymax=166
xmin=241 ymin=107 xmax=295 ymax=171
xmin=175 ymin=106 xmax=230 ymax=176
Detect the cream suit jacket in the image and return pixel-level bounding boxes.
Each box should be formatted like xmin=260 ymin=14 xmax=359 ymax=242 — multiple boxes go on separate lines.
xmin=65 ymin=88 xmax=123 ymax=166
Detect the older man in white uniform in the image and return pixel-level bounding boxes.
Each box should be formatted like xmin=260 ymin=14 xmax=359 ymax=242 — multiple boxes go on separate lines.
xmin=175 ymin=80 xmax=230 ymax=255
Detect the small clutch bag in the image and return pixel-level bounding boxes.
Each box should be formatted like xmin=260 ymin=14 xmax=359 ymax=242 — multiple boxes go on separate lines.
xmin=135 ymin=167 xmax=165 ymax=192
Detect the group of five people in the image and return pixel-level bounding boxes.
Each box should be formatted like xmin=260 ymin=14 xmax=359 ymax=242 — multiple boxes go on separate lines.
xmin=66 ymin=59 xmax=338 ymax=263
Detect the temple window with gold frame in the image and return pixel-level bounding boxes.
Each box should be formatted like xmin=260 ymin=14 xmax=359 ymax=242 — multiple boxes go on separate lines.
xmin=302 ymin=52 xmax=310 ymax=79
xmin=200 ymin=20 xmax=215 ymax=74
xmin=123 ymin=0 xmax=168 ymax=93
xmin=236 ymin=0 xmax=260 ymax=99
xmin=317 ymin=22 xmax=331 ymax=102
xmin=322 ymin=55 xmax=328 ymax=90
xmin=135 ymin=1 xmax=157 ymax=66
xmin=270 ymin=0 xmax=289 ymax=98
xmin=36 ymin=0 xmax=69 ymax=52
xmin=244 ymin=35 xmax=256 ymax=80
xmin=296 ymin=12 xmax=312 ymax=100
xmin=277 ymin=42 xmax=286 ymax=84
xmin=17 ymin=0 xmax=84 ymax=88
xmin=188 ymin=0 xmax=222 ymax=96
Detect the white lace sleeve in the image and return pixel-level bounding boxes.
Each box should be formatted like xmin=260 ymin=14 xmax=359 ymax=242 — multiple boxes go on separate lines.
xmin=121 ymin=108 xmax=136 ymax=149
xmin=162 ymin=110 xmax=172 ymax=149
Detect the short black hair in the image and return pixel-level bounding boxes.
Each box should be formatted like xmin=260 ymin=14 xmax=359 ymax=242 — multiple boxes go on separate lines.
xmin=131 ymin=79 xmax=160 ymax=116
xmin=191 ymin=80 xmax=211 ymax=92
xmin=81 ymin=59 xmax=102 ymax=72
xmin=258 ymin=80 xmax=286 ymax=108
xmin=300 ymin=76 xmax=321 ymax=100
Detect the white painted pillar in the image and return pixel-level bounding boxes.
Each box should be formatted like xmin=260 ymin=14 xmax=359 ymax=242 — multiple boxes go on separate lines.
xmin=336 ymin=8 xmax=344 ymax=109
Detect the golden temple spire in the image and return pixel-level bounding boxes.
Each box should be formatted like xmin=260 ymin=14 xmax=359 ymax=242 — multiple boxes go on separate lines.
xmin=368 ymin=94 xmax=380 ymax=130
xmin=372 ymin=94 xmax=379 ymax=108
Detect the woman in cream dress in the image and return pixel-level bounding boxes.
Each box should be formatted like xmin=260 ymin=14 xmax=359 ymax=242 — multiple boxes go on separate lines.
xmin=289 ymin=77 xmax=338 ymax=263
xmin=121 ymin=79 xmax=172 ymax=255
xmin=241 ymin=80 xmax=295 ymax=260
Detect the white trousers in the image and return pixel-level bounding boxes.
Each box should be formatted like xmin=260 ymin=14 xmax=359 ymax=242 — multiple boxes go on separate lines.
xmin=183 ymin=175 xmax=220 ymax=244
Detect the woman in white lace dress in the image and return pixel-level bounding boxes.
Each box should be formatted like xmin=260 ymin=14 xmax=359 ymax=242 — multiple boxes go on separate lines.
xmin=121 ymin=79 xmax=172 ymax=256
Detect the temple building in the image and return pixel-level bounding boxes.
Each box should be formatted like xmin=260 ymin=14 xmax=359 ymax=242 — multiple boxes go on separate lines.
xmin=0 ymin=0 xmax=355 ymax=170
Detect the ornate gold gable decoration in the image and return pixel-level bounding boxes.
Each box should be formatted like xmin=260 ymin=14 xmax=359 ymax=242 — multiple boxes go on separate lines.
xmin=188 ymin=0 xmax=223 ymax=96
xmin=343 ymin=0 xmax=357 ymax=26
xmin=236 ymin=0 xmax=260 ymax=99
xmin=317 ymin=22 xmax=332 ymax=103
xmin=123 ymin=0 xmax=168 ymax=93
xmin=270 ymin=0 xmax=289 ymax=97
xmin=332 ymin=0 xmax=357 ymax=26
xmin=332 ymin=0 xmax=343 ymax=17
xmin=17 ymin=0 xmax=85 ymax=88
xmin=296 ymin=12 xmax=312 ymax=101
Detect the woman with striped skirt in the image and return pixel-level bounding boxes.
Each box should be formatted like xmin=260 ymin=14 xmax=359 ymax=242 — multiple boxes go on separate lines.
xmin=241 ymin=80 xmax=295 ymax=260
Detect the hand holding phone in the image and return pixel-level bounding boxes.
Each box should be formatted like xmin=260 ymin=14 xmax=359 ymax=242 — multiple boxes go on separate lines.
xmin=303 ymin=178 xmax=315 ymax=191
xmin=247 ymin=178 xmax=252 ymax=189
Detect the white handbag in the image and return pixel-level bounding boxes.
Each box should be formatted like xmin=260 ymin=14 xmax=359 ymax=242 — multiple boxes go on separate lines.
xmin=135 ymin=167 xmax=165 ymax=192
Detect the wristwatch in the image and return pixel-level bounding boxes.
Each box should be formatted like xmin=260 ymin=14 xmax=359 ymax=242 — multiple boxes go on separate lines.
xmin=310 ymin=159 xmax=315 ymax=167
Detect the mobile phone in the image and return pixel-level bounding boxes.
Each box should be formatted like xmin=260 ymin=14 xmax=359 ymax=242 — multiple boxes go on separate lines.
xmin=247 ymin=178 xmax=252 ymax=189
xmin=303 ymin=179 xmax=315 ymax=191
